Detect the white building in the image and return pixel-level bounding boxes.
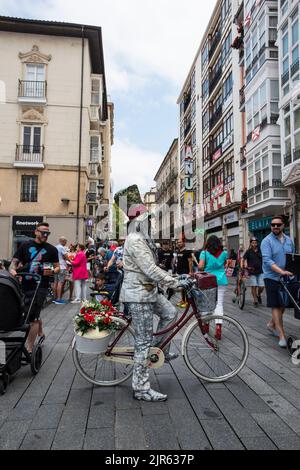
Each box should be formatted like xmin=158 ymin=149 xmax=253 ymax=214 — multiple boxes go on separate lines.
xmin=279 ymin=0 xmax=300 ymax=249
xmin=241 ymin=0 xmax=290 ymax=242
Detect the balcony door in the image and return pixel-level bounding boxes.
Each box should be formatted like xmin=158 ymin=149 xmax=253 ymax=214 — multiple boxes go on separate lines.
xmin=25 ymin=64 xmax=45 ymax=97
xmin=22 ymin=126 xmax=42 ymax=161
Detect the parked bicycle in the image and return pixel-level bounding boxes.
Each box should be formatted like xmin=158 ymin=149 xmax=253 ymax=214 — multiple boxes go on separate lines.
xmin=73 ymin=280 xmax=249 ymax=385
xmin=232 ymin=267 xmax=249 ymax=310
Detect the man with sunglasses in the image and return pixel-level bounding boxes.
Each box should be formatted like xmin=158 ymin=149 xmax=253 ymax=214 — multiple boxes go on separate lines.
xmin=261 ymin=216 xmax=294 ymax=348
xmin=10 ymin=222 xmax=59 ymax=353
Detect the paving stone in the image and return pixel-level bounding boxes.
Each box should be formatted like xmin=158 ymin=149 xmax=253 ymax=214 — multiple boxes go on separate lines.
xmin=30 ymin=404 xmax=65 ymax=430
xmin=241 ymin=436 xmax=277 ymax=450
xmin=200 ymin=419 xmax=244 ymax=450
xmin=143 ymin=421 xmax=180 ymax=450
xmin=140 ymin=401 xmax=169 ymax=416
xmin=271 ymin=435 xmax=300 ymax=450
xmin=56 ymin=406 xmax=89 ymax=432
xmin=51 ymin=430 xmax=85 ymax=450
xmin=226 ymin=379 xmax=272 ymax=413
xmin=0 ymin=420 xmax=32 ymax=450
xmin=20 ymin=429 xmax=56 ymax=450
xmin=251 ymin=413 xmax=297 ymax=438
xmin=8 ymin=397 xmax=42 ymax=421
xmin=167 ymin=399 xmax=211 ymax=450
xmin=116 ymin=425 xmax=147 ymax=450
xmin=84 ymin=428 xmax=115 ymax=450
xmin=87 ymin=405 xmax=115 ymax=429
xmin=116 ymin=408 xmax=143 ymax=428
xmin=207 ymin=389 xmax=266 ymax=438
xmin=115 ymin=385 xmax=140 ymax=410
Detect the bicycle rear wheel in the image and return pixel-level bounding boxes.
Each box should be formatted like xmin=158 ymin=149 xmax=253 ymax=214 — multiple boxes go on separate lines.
xmin=72 ymin=316 xmax=135 ymax=386
xmin=182 ymin=315 xmax=249 ymax=383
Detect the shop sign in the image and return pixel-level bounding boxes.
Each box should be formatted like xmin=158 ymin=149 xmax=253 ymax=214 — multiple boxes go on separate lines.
xmin=86 ymin=218 xmax=94 ymax=227
xmin=223 ymin=211 xmax=238 ymax=225
xmin=12 ymin=216 xmax=43 ymax=231
xmin=184 ymin=146 xmax=194 ymax=206
xmin=205 ymin=217 xmax=222 ymax=230
xmin=211 ymin=183 xmax=224 ymax=199
xmin=248 ymin=216 xmax=272 ymax=232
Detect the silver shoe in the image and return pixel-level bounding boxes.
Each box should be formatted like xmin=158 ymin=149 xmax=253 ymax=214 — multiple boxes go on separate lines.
xmin=133 ymin=388 xmax=168 ymax=402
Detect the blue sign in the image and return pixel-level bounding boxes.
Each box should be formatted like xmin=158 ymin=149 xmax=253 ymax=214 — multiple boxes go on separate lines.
xmin=248 ymin=217 xmax=272 ymax=232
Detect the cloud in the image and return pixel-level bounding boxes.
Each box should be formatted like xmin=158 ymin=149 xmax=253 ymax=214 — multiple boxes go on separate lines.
xmin=1 ymin=0 xmax=215 ymax=93
xmin=111 ymin=139 xmax=162 ymax=194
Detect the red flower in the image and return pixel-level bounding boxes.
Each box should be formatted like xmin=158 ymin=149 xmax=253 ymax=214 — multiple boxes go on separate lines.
xmin=101 ymin=300 xmax=113 ymax=308
xmin=83 ymin=314 xmax=96 ymax=324
xmin=104 ymin=317 xmax=111 ymax=325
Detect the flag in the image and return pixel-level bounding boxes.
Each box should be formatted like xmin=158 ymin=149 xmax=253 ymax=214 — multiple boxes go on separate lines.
xmin=244 ymin=13 xmax=251 ymax=28
xmin=252 ymin=126 xmax=261 ymax=142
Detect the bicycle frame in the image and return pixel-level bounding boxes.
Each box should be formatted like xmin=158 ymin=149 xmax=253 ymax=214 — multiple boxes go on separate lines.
xmin=105 ymin=292 xmax=216 ymax=359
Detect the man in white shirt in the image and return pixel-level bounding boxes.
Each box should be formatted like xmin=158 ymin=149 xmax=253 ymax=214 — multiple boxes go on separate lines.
xmin=53 ymin=236 xmax=68 ymax=304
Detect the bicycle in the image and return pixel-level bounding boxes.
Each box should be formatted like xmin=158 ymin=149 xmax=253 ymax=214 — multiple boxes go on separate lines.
xmin=72 ymin=282 xmax=249 ymax=385
xmin=232 ymin=267 xmax=249 ymax=310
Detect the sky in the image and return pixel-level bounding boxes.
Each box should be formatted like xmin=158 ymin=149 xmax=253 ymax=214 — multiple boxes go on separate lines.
xmin=0 ymin=0 xmax=216 ymax=195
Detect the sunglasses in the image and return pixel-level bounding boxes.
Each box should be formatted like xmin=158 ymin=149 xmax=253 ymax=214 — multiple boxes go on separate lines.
xmin=37 ymin=230 xmax=51 ymax=237
xmin=271 ymin=223 xmax=283 ymax=228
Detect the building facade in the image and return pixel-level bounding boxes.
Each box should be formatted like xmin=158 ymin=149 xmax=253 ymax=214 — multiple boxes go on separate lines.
xmin=154 ymin=139 xmax=180 ymax=241
xmin=279 ymin=0 xmax=300 ymax=249
xmin=0 ymin=16 xmax=112 ymax=258
xmin=236 ymin=0 xmax=290 ymax=243
xmin=199 ymin=0 xmax=244 ymax=252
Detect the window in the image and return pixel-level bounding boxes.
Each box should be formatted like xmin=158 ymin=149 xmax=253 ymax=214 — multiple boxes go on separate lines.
xmin=270 ymin=80 xmax=279 ymax=100
xmin=211 ymin=164 xmax=223 ymax=188
xmin=90 ymin=136 xmax=100 ymax=162
xmin=259 ymin=15 xmax=266 ymax=50
xmin=269 ymin=16 xmax=278 ymax=43
xmin=89 ymin=205 xmax=94 ymax=217
xmin=294 ymin=107 xmax=300 ymax=131
xmin=22 ymin=126 xmax=42 ymax=153
xmin=224 ymin=157 xmax=234 ymax=180
xmin=223 ymin=73 xmax=233 ymax=101
xmin=202 ymin=41 xmax=209 ymax=68
xmin=292 ymin=46 xmax=299 ymax=66
xmin=89 ymin=182 xmax=97 ymax=193
xmin=292 ymin=20 xmax=299 ymax=46
xmin=222 ymin=31 xmax=232 ymax=65
xmin=202 ymin=142 xmax=210 ymax=171
xmin=91 ymin=79 xmax=101 ymax=105
xmin=252 ymin=27 xmax=258 ymax=59
xmin=202 ymin=78 xmax=209 ymax=100
xmin=285 ymin=115 xmax=291 ymax=137
xmin=223 ymin=113 xmax=233 ymax=139
xmin=202 ymin=108 xmax=209 ymax=132
xmin=21 ymin=175 xmax=38 ymax=202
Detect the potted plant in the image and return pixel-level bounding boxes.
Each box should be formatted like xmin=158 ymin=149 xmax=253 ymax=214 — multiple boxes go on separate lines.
xmin=73 ymin=299 xmax=120 ymax=354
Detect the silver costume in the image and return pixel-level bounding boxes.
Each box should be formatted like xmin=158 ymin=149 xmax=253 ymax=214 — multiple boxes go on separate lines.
xmin=120 ymin=228 xmax=178 ymax=393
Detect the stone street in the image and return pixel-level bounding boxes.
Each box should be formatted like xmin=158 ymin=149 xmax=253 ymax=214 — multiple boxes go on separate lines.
xmin=1 ymin=285 xmax=300 ymax=450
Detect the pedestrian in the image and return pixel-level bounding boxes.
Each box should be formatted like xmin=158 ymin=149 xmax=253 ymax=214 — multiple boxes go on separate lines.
xmin=175 ymin=239 xmax=193 ymax=308
xmin=198 ymin=235 xmax=228 ymax=340
xmin=243 ymin=237 xmax=264 ymax=307
xmin=9 ymin=222 xmax=60 ymax=353
xmin=261 ymin=215 xmax=294 ymax=348
xmin=65 ymin=243 xmax=76 ymax=301
xmin=71 ymin=244 xmax=89 ymax=304
xmin=158 ymin=241 xmax=174 ymax=273
xmin=85 ymin=241 xmax=96 ymax=282
xmin=117 ymin=184 xmax=193 ymax=402
xmin=53 ymin=236 xmax=68 ymax=305
xmin=105 ymin=240 xmax=125 ymax=272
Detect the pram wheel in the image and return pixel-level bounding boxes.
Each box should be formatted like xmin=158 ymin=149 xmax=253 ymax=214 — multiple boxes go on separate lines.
xmin=31 ymin=344 xmax=43 ymax=375
xmin=0 ymin=372 xmax=9 ymax=395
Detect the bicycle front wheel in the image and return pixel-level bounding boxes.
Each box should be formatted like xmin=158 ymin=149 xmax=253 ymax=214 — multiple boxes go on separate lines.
xmin=72 ymin=316 xmax=135 ymax=386
xmin=182 ymin=315 xmax=249 ymax=383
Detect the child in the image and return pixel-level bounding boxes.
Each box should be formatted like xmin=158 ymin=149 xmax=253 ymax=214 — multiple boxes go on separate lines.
xmin=91 ymin=273 xmax=114 ymax=302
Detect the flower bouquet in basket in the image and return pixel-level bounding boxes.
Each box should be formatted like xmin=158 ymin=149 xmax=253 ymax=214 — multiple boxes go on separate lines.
xmin=73 ymin=299 xmax=120 ymax=354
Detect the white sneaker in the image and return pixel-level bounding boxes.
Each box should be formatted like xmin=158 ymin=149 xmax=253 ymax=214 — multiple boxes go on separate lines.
xmin=133 ymin=388 xmax=168 ymax=402
xmin=71 ymin=299 xmax=81 ymax=304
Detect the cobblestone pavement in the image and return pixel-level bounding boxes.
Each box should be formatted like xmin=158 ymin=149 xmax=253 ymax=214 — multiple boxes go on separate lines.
xmin=1 ymin=283 xmax=300 ymax=450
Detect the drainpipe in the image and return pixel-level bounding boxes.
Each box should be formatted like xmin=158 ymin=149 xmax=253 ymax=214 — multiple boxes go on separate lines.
xmin=76 ymin=26 xmax=85 ymax=242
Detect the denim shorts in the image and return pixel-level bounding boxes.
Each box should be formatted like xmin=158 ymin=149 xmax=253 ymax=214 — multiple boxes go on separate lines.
xmin=248 ymin=274 xmax=264 ymax=287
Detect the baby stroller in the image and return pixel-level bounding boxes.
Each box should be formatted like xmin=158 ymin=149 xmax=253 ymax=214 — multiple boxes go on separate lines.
xmin=90 ymin=270 xmax=124 ymax=306
xmin=279 ymin=277 xmax=300 ymax=357
xmin=0 ymin=271 xmax=43 ymax=395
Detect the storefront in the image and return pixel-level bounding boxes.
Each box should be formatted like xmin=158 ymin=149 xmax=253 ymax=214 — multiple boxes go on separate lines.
xmin=248 ymin=216 xmax=272 ymax=243
xmin=12 ymin=216 xmax=44 ymax=254
xmin=204 ymin=217 xmax=223 ymax=241
xmin=223 ymin=211 xmax=239 ymax=252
